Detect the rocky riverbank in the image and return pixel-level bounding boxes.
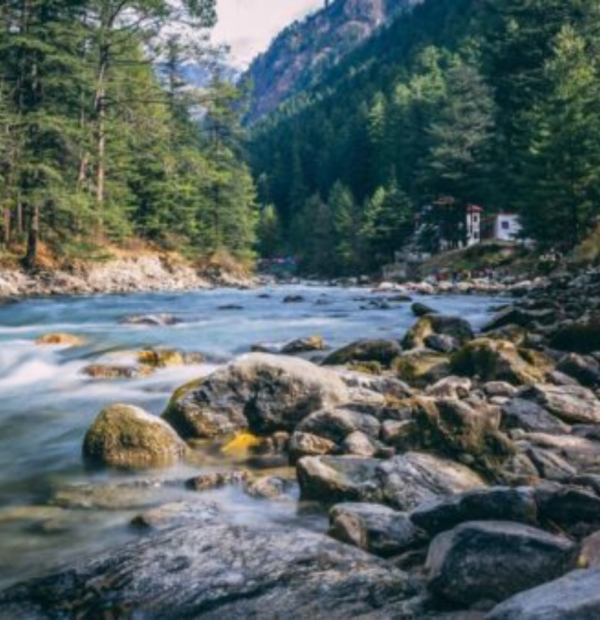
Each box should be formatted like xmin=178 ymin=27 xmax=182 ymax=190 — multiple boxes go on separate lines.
xmin=0 ymin=254 xmax=256 ymax=299
xmin=3 ymin=270 xmax=600 ymax=617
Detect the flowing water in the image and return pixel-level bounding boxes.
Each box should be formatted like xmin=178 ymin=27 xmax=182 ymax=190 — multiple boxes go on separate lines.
xmin=0 ymin=285 xmax=501 ymax=589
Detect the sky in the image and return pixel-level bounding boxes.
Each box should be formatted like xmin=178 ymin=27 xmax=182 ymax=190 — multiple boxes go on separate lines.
xmin=212 ymin=0 xmax=323 ymax=67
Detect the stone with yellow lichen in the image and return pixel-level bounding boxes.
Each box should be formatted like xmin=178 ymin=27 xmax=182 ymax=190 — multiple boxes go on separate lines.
xmin=36 ymin=333 xmax=86 ymax=347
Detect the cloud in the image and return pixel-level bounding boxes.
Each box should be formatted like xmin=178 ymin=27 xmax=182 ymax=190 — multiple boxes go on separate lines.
xmin=212 ymin=0 xmax=323 ymax=66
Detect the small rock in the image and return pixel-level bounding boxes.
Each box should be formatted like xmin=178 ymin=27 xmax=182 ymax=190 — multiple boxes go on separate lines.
xmin=82 ymin=364 xmax=155 ymax=380
xmin=283 ymin=295 xmax=305 ymax=303
xmin=556 ymin=353 xmax=600 ymax=388
xmin=426 ymin=376 xmax=472 ymax=400
xmin=131 ymin=500 xmax=221 ymax=529
xmin=412 ymin=302 xmax=438 ymax=317
xmin=281 ymin=335 xmax=325 ymax=354
xmin=403 ymin=315 xmax=474 ymax=350
xmin=36 ymin=333 xmax=86 ymax=346
xmin=185 ymin=470 xmax=251 ymax=491
xmin=121 ymin=313 xmax=181 ymax=326
xmin=342 ymin=431 xmax=379 ymax=457
xmin=137 ymin=348 xmax=203 ymax=368
xmin=296 ymin=407 xmax=380 ymax=444
xmin=244 ymin=476 xmax=294 ymax=500
xmin=521 ymin=384 xmax=600 ymax=425
xmin=501 ymin=398 xmax=570 ymax=434
xmin=578 ymin=531 xmax=600 ymax=568
xmin=289 ymin=432 xmax=337 ymax=462
xmin=329 ymin=503 xmax=426 ymax=558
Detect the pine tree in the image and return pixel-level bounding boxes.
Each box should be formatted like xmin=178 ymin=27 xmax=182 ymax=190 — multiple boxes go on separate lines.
xmin=518 ymin=24 xmax=600 ymax=248
xmin=329 ymin=181 xmax=362 ymax=274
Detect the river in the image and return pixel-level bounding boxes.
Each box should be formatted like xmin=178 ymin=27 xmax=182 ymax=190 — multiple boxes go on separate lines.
xmin=0 ymin=285 xmax=500 ymax=589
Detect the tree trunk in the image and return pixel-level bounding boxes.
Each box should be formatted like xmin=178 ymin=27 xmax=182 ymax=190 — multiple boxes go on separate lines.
xmin=24 ymin=204 xmax=39 ymax=269
xmin=3 ymin=207 xmax=11 ymax=246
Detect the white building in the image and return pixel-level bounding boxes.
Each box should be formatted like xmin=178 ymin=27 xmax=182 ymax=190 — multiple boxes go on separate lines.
xmin=492 ymin=213 xmax=522 ymax=242
xmin=466 ymin=205 xmax=483 ymax=247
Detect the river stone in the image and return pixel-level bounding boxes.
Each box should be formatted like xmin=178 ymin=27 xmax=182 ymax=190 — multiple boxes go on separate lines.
xmin=163 ymin=353 xmax=349 ymax=438
xmin=297 ymin=456 xmax=382 ymax=504
xmin=402 ymin=315 xmax=474 ymax=350
xmin=322 ymin=339 xmax=402 ymax=368
xmin=535 ymin=485 xmax=600 ymax=534
xmin=131 ymin=500 xmax=222 ymax=530
xmin=426 ymin=521 xmax=576 ymax=608
xmin=185 ymin=471 xmax=251 ymax=492
xmin=486 ymin=567 xmax=600 ymax=620
xmin=520 ymin=384 xmax=600 ymax=425
xmin=82 ymin=364 xmax=155 ymax=380
xmin=501 ymin=398 xmax=570 ymax=434
xmin=342 ymin=431 xmax=379 ymax=457
xmin=412 ymin=302 xmax=438 ymax=317
xmin=281 ymin=335 xmax=325 ymax=354
xmin=393 ymin=350 xmax=451 ymax=387
xmin=329 ymin=503 xmax=426 ymax=558
xmin=451 ymin=339 xmax=551 ymax=385
xmin=35 ymin=333 xmax=86 ymax=347
xmin=556 ymin=353 xmax=600 ymax=388
xmin=83 ymin=405 xmax=186 ymax=469
xmin=0 ymin=523 xmax=416 ymax=619
xmin=549 ymin=319 xmax=600 ymax=354
xmin=121 ymin=313 xmax=181 ymax=326
xmin=289 ymin=431 xmax=337 ymax=462
xmin=426 ymin=376 xmax=472 ymax=400
xmin=410 ymin=487 xmax=538 ymax=535
xmin=137 ymin=348 xmax=204 ymax=368
xmin=296 ymin=407 xmax=381 ymax=444
xmin=378 ymin=452 xmax=486 ymax=511
xmin=579 ymin=531 xmax=600 ymax=568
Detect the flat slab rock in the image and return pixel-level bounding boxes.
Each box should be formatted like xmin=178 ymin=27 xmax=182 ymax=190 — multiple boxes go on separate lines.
xmin=0 ymin=523 xmax=415 ymax=619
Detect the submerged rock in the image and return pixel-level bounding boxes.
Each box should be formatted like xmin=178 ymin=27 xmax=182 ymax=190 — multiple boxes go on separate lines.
xmin=185 ymin=470 xmax=251 ymax=492
xmin=427 ymin=521 xmax=576 ymax=608
xmin=131 ymin=500 xmax=221 ymax=530
xmin=0 ymin=523 xmax=415 ymax=618
xmin=163 ymin=354 xmax=349 ymax=439
xmin=82 ymin=364 xmax=155 ymax=380
xmin=121 ymin=313 xmax=181 ymax=326
xmin=137 ymin=348 xmax=204 ymax=368
xmin=83 ymin=404 xmax=186 ymax=469
xmin=35 ymin=333 xmax=86 ymax=347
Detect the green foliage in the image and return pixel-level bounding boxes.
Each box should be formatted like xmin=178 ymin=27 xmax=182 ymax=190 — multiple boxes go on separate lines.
xmin=0 ymin=0 xmax=256 ymax=266
xmin=250 ymin=0 xmax=600 ymax=275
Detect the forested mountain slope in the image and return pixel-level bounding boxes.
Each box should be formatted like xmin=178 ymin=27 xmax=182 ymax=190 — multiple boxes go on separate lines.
xmin=250 ymin=0 xmax=600 ymax=276
xmin=244 ymin=0 xmax=422 ymax=123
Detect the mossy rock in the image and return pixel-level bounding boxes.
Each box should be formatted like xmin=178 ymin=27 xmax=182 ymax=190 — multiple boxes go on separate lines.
xmin=36 ymin=333 xmax=86 ymax=347
xmin=137 ymin=348 xmax=204 ymax=368
xmin=348 ymin=361 xmax=383 ymax=376
xmin=393 ymin=351 xmax=451 ymax=387
xmin=403 ymin=315 xmax=474 ymax=350
xmin=322 ymin=339 xmax=402 ymax=368
xmin=83 ymin=404 xmax=187 ymax=469
xmin=451 ymin=339 xmax=552 ymax=386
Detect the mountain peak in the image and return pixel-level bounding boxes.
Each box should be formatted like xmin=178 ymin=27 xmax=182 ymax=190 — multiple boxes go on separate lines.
xmin=244 ymin=0 xmax=422 ymax=122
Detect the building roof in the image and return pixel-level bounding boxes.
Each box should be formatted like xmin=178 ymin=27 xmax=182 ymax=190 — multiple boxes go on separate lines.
xmin=466 ymin=204 xmax=484 ymax=213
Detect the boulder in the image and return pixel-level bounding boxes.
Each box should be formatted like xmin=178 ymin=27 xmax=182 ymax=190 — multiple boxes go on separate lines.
xmin=0 ymin=523 xmax=415 ymax=618
xmin=427 ymin=521 xmax=576 ymax=607
xmin=281 ymin=335 xmax=325 ymax=354
xmin=413 ymin=398 xmax=513 ymax=476
xmin=426 ymin=376 xmax=472 ymax=400
xmin=394 ymin=350 xmax=451 ymax=387
xmin=342 ymin=431 xmax=379 ymax=457
xmin=521 ymin=384 xmax=600 ymax=425
xmin=83 ymin=405 xmax=186 ymax=469
xmin=289 ymin=432 xmax=337 ymax=462
xmin=410 ymin=487 xmax=538 ymax=535
xmin=535 ymin=485 xmax=600 ymax=535
xmin=244 ymin=476 xmax=294 ymax=500
xmin=549 ymin=320 xmax=600 ymax=354
xmin=424 ymin=334 xmax=459 ymax=353
xmin=297 ymin=456 xmax=382 ymax=504
xmin=296 ymin=407 xmax=380 ymax=444
xmin=486 ymin=567 xmax=600 ymax=620
xmin=329 ymin=503 xmax=426 ymax=558
xmin=412 ymin=302 xmax=438 ymax=317
xmin=501 ymin=398 xmax=570 ymax=434
xmin=484 ymin=382 xmax=517 ymax=399
xmin=403 ymin=315 xmax=474 ymax=350
xmin=163 ymin=354 xmax=349 ymax=438
xmin=322 ymin=339 xmax=402 ymax=368
xmin=556 ymin=353 xmax=600 ymax=388
xmin=378 ymin=452 xmax=486 ymax=511
xmin=579 ymin=531 xmax=600 ymax=568
xmin=451 ymin=339 xmax=551 ymax=385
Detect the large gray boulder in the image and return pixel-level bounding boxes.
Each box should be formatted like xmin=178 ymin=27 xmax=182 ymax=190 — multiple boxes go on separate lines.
xmin=427 ymin=521 xmax=576 ymax=607
xmin=410 ymin=487 xmax=538 ymax=535
xmin=329 ymin=503 xmax=426 ymax=558
xmin=83 ymin=404 xmax=187 ymax=469
xmin=163 ymin=354 xmax=350 ymax=438
xmin=0 ymin=523 xmax=415 ymax=619
xmin=298 ymin=452 xmax=485 ymax=510
xmin=486 ymin=568 xmax=600 ymax=620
